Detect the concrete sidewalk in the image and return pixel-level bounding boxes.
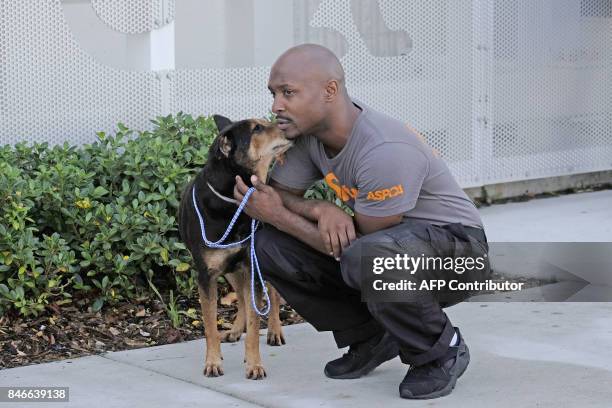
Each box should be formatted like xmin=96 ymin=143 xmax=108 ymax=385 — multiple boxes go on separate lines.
xmin=1 ymin=190 xmax=611 ymax=407
xmin=479 ymin=189 xmax=612 ymax=242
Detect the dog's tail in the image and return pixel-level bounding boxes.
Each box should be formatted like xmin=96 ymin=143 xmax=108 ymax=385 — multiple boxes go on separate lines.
xmin=177 ymin=179 xmax=195 ymax=244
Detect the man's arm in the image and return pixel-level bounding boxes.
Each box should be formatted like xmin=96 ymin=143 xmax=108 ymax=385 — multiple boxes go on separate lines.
xmin=273 ymin=204 xmax=402 ymax=257
xmin=271 ymin=179 xmax=403 ymax=254
xmin=237 ymin=176 xmax=405 ymax=258
xmin=271 ymin=206 xmax=330 ymax=255
xmin=269 ymin=179 xmax=323 ymax=222
xmin=271 ymin=179 xmax=360 ymax=258
xmin=234 ymin=176 xmax=332 ymax=256
xmin=272 ymin=195 xmax=402 ymax=256
xmin=353 ymin=212 xmax=402 ymax=236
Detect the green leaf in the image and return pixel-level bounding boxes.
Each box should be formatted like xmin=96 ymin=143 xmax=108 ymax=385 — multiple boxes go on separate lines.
xmin=93 ymin=186 xmax=109 ymax=198
xmin=15 ymin=286 xmax=25 ymax=299
xmin=92 ymin=297 xmax=104 ymax=312
xmin=176 ymin=262 xmax=190 ymax=272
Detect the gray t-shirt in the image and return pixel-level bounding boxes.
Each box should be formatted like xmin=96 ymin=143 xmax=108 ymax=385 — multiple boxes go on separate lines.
xmin=270 ymin=101 xmax=483 ymax=229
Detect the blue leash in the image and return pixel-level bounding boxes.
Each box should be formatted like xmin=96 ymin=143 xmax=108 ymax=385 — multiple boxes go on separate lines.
xmin=191 ymin=185 xmax=270 ymax=316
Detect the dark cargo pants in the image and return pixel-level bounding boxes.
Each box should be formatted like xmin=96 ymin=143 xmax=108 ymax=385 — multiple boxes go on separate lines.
xmin=255 ymin=218 xmax=490 ymax=366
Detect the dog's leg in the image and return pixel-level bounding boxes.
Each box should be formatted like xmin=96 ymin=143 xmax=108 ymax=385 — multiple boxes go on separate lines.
xmin=199 ymin=280 xmax=224 ymax=377
xmin=221 ymin=271 xmax=246 ymax=343
xmin=241 ymin=267 xmax=266 ymax=380
xmin=266 ymin=284 xmax=286 ymax=346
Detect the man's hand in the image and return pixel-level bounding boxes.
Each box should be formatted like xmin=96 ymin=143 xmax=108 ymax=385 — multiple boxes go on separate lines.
xmin=234 ymin=175 xmax=285 ymax=225
xmin=315 ymin=202 xmax=357 ymax=260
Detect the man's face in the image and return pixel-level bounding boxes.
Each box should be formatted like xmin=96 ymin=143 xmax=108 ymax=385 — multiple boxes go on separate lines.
xmin=267 ymin=62 xmax=327 ymax=139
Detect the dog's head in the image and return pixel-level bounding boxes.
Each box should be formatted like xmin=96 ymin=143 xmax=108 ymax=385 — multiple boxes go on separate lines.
xmin=210 ymin=115 xmax=293 ymax=182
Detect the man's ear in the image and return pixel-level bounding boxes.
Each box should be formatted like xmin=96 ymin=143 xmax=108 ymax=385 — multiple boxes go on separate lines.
xmin=213 ymin=114 xmax=232 ymax=133
xmin=324 ymin=80 xmax=339 ymax=101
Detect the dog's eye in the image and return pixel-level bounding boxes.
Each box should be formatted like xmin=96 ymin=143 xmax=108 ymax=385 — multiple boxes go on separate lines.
xmin=253 ymin=124 xmax=263 ymax=133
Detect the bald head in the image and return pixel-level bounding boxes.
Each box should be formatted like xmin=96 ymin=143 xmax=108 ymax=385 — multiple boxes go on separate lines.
xmin=271 ymin=44 xmax=346 ymax=92
xmin=268 ymin=44 xmax=355 ymax=140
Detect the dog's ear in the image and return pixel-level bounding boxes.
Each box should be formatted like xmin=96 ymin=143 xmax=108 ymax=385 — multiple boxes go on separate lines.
xmin=218 ymin=134 xmax=232 ymax=158
xmin=213 ymin=115 xmax=232 ymax=133
xmin=210 ymin=130 xmax=233 ymax=160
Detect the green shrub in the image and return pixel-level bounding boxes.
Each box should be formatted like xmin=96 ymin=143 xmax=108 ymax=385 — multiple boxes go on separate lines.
xmin=0 ymin=113 xmax=217 ymax=317
xmin=0 ymin=113 xmax=345 ymax=319
xmin=304 ymin=180 xmax=354 ymax=216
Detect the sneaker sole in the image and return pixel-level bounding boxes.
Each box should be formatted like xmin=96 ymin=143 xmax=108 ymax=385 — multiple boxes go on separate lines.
xmin=324 ymin=336 xmax=399 ymax=380
xmin=399 ymin=345 xmax=470 ymax=400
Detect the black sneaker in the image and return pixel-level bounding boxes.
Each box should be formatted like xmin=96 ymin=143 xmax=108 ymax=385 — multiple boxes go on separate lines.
xmin=324 ymin=332 xmax=399 ymax=379
xmin=399 ymin=327 xmax=470 ymax=399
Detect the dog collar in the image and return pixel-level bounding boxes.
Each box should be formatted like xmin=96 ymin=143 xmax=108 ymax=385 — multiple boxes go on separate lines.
xmin=206 ymin=182 xmax=239 ymax=205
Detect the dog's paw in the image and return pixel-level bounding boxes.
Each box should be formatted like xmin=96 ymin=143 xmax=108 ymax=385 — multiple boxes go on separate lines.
xmin=266 ymin=329 xmax=286 ymax=346
xmin=203 ymin=360 xmax=224 ymax=377
xmin=245 ymin=362 xmax=267 ymax=380
xmin=220 ymin=330 xmax=243 ymax=343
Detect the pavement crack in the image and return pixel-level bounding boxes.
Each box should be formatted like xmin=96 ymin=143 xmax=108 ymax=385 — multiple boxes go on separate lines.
xmin=99 ymin=354 xmax=271 ymax=407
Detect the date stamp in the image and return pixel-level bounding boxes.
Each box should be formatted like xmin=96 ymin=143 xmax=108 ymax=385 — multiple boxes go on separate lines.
xmin=0 ymin=387 xmax=69 ymax=403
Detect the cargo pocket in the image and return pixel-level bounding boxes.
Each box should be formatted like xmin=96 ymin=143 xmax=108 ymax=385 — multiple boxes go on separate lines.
xmin=383 ymin=220 xmax=435 ymax=253
xmin=426 ymin=223 xmax=491 ymax=306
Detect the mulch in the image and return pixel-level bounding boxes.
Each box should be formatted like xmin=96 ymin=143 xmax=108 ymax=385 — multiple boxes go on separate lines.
xmin=0 ymin=294 xmax=303 ymax=370
xmin=0 ymin=272 xmax=540 ymax=370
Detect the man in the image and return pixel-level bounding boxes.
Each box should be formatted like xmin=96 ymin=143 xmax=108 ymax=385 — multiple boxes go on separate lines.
xmin=233 ymin=43 xmax=490 ymax=399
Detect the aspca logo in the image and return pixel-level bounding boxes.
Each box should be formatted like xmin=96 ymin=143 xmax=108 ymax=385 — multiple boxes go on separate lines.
xmin=324 ymin=172 xmax=358 ymax=202
xmin=366 ymin=184 xmax=404 ymax=201
xmin=324 ymin=172 xmax=405 ymax=203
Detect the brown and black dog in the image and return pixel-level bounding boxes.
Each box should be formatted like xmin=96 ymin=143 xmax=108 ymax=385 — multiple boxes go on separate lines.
xmin=178 ymin=115 xmax=293 ymax=379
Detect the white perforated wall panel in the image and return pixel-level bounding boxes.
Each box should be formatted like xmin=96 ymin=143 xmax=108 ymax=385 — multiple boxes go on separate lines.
xmin=172 ymin=0 xmax=481 ymax=185
xmin=172 ymin=67 xmax=272 ymax=124
xmin=92 ymin=0 xmax=174 ymax=34
xmin=1 ymin=0 xmax=161 ymax=147
xmin=1 ymin=0 xmax=611 ymax=188
xmin=487 ymin=0 xmax=612 ymax=183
